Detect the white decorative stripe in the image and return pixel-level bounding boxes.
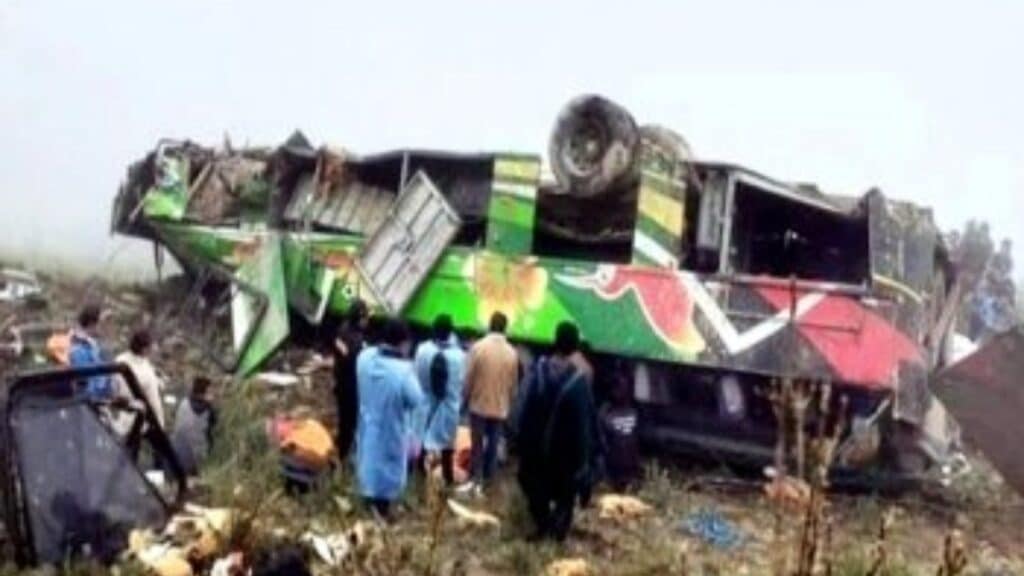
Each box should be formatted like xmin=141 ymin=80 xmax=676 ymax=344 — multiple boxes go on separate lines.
xmin=493 ymin=181 xmax=536 ymax=200
xmin=680 ymin=274 xmax=824 ymax=354
xmin=633 ymin=231 xmax=678 ymax=268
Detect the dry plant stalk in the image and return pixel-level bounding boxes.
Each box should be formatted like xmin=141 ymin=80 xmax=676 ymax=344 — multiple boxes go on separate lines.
xmin=936 ymin=530 xmax=967 ymax=576
xmin=227 ymin=488 xmax=283 ymax=557
xmin=768 ymin=378 xmax=793 ymax=479
xmin=865 ymin=508 xmax=895 ymax=576
xmin=793 ymin=380 xmax=813 ymax=480
xmin=820 ymin=516 xmax=834 ymax=576
xmin=423 ymin=461 xmax=449 ymax=576
xmin=768 ymin=377 xmax=793 ymax=576
xmin=678 ymin=543 xmax=691 ymax=576
xmin=767 ymin=378 xmax=847 ymax=576
xmin=795 ymin=383 xmax=846 ymax=576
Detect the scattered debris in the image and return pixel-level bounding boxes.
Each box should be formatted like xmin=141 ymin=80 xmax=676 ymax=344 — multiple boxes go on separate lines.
xmin=131 ymin=539 xmax=193 ymax=576
xmin=301 ymin=532 xmax=348 ymax=567
xmin=0 ymin=321 xmax=66 ymax=361
xmin=763 ymin=471 xmax=812 ymax=513
xmin=333 ymin=495 xmax=354 ymax=515
xmin=210 ymin=552 xmax=245 ymax=576
xmin=171 ymin=505 xmax=233 ymax=560
xmin=256 ymin=371 xmax=302 ymax=388
xmin=301 ymin=521 xmax=382 ymax=568
xmin=545 ymin=558 xmax=592 ymax=576
xmin=295 ymin=352 xmax=330 ymax=376
xmin=446 ymin=499 xmax=501 ymax=530
xmin=1 ymin=264 xmax=1022 ymax=574
xmin=0 ymin=268 xmax=43 ymax=304
xmin=127 ymin=505 xmax=233 ymax=574
xmin=596 ymin=494 xmax=652 ymax=521
xmin=680 ymin=508 xmax=746 ymax=550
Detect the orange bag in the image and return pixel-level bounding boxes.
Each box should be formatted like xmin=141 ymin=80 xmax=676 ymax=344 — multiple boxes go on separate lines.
xmin=280 ymin=419 xmax=335 ymax=471
xmin=454 ymin=425 xmax=472 ymax=474
xmin=46 ymin=331 xmax=72 ymax=365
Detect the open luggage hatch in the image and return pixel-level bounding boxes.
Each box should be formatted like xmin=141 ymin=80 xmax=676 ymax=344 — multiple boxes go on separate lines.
xmin=357 ymin=171 xmax=462 ymax=313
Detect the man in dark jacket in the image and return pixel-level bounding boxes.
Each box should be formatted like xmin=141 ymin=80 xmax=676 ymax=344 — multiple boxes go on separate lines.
xmin=332 ymin=299 xmax=368 ymax=460
xmin=516 ymin=322 xmax=597 ymax=541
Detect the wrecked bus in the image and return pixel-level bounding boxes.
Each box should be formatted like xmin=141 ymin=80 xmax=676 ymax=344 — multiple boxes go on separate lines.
xmin=111 ymin=95 xmax=965 ymax=478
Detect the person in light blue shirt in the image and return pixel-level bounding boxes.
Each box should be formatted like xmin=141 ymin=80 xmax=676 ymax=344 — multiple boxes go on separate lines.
xmin=355 ymin=317 xmax=423 ymax=519
xmin=415 ymin=315 xmax=466 ymax=486
xmin=411 ymin=335 xmax=438 ymax=458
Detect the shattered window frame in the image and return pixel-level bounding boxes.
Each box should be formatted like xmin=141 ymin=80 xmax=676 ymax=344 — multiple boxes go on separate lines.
xmin=0 ymin=364 xmax=188 ymax=566
xmin=173 ymin=263 xmax=269 ymax=374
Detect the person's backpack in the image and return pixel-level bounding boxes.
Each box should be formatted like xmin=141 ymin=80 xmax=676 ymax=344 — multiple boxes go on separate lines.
xmin=429 ymin=345 xmax=449 ymax=400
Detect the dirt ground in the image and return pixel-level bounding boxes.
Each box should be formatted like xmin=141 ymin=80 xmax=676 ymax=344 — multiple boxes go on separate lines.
xmin=1 ymin=271 xmax=1023 ymax=575
xmin=184 ymin=380 xmax=1024 ymax=576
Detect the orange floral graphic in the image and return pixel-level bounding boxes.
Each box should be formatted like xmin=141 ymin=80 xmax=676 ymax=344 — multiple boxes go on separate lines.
xmin=466 ymin=254 xmax=548 ymax=326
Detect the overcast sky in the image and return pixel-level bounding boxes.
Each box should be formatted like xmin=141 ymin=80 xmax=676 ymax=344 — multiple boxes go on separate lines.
xmin=1 ymin=0 xmax=1021 ymax=279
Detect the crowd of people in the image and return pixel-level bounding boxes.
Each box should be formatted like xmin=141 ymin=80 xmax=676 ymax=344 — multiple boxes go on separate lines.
xmin=332 ymin=302 xmax=642 ymax=541
xmin=57 ymin=303 xmax=219 ymax=477
xmin=59 ymin=298 xmax=641 ymax=543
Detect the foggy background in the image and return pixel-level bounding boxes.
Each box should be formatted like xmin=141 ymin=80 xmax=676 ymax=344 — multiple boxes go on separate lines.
xmin=1 ymin=0 xmax=1021 ymax=280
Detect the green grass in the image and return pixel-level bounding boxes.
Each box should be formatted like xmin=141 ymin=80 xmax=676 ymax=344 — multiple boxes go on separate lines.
xmin=832 ymin=551 xmax=915 ymax=576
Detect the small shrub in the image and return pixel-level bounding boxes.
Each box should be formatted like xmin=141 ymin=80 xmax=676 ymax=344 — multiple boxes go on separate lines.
xmin=833 ymin=550 xmax=915 ymax=576
xmin=640 ymin=460 xmax=676 ymax=509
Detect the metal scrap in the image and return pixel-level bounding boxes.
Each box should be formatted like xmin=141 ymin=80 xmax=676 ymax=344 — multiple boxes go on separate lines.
xmin=0 ymin=268 xmax=43 ymax=304
xmin=301 ymin=520 xmax=382 ymax=568
xmin=446 ymin=499 xmax=501 ymax=530
xmin=932 ymin=327 xmax=1024 ymax=497
xmin=186 ymin=155 xmax=269 ymax=223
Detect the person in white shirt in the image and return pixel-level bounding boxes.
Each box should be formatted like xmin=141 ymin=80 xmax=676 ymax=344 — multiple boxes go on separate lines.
xmin=115 ymin=329 xmax=166 ymax=431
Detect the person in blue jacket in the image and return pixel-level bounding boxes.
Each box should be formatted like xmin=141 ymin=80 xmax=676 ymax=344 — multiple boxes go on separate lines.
xmin=415 ymin=314 xmax=466 ymax=486
xmin=355 ymin=317 xmax=424 ymax=519
xmin=410 ymin=329 xmax=438 ymax=464
xmin=68 ymin=304 xmax=114 ymax=402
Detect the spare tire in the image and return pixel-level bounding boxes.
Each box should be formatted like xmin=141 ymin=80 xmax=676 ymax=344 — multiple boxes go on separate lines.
xmin=640 ymin=124 xmax=701 ymax=194
xmin=640 ymin=124 xmax=693 ymax=167
xmin=549 ymin=95 xmax=639 ymax=197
